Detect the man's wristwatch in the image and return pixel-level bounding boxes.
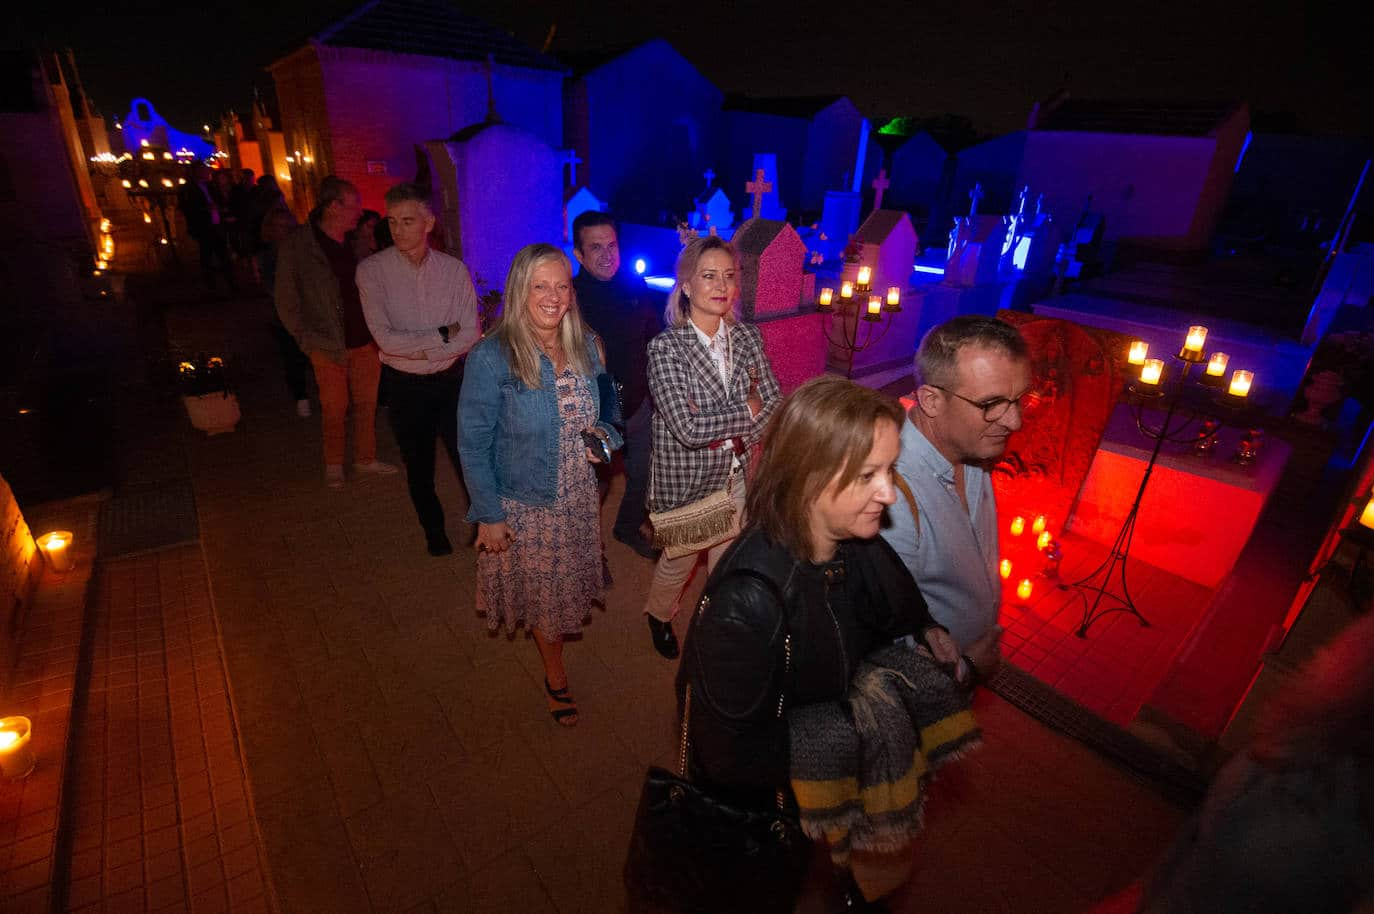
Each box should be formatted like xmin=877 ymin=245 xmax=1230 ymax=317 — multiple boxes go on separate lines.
xmin=438 ymin=325 xmax=450 ymax=344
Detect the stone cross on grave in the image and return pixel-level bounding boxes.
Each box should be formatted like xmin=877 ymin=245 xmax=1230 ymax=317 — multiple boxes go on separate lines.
xmin=968 ymin=182 xmax=984 ymax=218
xmin=871 ymin=168 xmax=890 ymax=211
xmin=703 ymin=168 xmax=716 ymax=191
xmin=746 ymin=169 xmax=772 ymax=219
xmin=559 ymin=149 xmax=582 ymax=187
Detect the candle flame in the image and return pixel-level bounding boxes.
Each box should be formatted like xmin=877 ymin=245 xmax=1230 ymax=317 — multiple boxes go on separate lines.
xmin=1009 ymin=516 xmax=1025 ymax=537
xmin=0 ymin=730 xmax=18 ymax=750
xmin=1016 ymin=578 xmax=1033 ymax=601
xmin=999 ymin=559 xmax=1012 ymax=579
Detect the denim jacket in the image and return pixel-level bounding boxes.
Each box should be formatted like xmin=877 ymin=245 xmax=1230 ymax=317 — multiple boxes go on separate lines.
xmin=458 ymin=332 xmax=624 ymax=524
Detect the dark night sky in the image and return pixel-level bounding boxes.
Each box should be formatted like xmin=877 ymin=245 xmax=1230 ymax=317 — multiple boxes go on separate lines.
xmin=15 ymin=0 xmax=1365 ymax=139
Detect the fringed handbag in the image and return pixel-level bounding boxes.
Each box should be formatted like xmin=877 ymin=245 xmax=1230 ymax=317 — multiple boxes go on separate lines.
xmin=623 ymin=577 xmax=807 ymax=914
xmin=648 ymin=474 xmax=739 ymax=559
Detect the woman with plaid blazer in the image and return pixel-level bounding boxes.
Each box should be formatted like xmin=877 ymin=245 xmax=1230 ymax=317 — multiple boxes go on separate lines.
xmin=642 ymin=236 xmax=782 ymax=659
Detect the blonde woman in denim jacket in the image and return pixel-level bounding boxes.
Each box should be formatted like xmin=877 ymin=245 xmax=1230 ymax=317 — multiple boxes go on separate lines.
xmin=458 ymin=243 xmax=623 ymax=727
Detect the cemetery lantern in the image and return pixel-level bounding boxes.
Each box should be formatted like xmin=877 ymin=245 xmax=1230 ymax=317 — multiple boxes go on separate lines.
xmin=35 ymin=531 xmax=76 ymax=572
xmin=0 ymin=716 xmax=36 ymax=779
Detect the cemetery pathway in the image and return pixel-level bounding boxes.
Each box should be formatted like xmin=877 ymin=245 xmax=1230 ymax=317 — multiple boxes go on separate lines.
xmin=58 ymin=284 xmax=1190 ymax=913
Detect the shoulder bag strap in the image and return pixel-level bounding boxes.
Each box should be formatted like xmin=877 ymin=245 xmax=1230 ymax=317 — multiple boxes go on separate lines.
xmin=892 ymin=469 xmax=920 ymax=534
xmin=679 ymin=567 xmax=792 ymax=812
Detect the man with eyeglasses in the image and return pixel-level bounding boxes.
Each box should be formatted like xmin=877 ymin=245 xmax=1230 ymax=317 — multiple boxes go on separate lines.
xmin=882 ymin=316 xmax=1032 ymax=684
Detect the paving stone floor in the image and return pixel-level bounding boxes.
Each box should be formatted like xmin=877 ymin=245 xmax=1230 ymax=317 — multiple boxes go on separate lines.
xmin=30 ymin=290 xmax=1193 ymax=913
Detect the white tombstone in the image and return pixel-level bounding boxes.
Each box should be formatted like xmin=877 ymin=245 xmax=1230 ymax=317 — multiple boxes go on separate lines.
xmin=564 ymin=186 xmax=605 ymax=245
xmin=689 ymin=187 xmax=734 ymax=233
xmin=853 ymin=210 xmax=919 ymax=298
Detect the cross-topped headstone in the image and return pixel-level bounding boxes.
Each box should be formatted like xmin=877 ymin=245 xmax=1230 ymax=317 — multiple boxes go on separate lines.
xmin=558 ymin=149 xmax=582 ymax=187
xmin=871 ymin=168 xmax=890 ymax=211
xmin=968 ymin=182 xmax=984 ymax=218
xmin=746 ymin=168 xmax=773 ymax=219
xmin=703 ymin=168 xmax=716 ymax=191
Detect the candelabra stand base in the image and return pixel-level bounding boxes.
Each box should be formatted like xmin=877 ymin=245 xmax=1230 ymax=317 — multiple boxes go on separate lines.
xmin=1061 ymin=495 xmax=1152 ymax=638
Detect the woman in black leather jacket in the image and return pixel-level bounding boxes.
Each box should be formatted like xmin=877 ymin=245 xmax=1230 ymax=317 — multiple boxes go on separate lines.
xmin=678 ymin=375 xmax=961 ymax=810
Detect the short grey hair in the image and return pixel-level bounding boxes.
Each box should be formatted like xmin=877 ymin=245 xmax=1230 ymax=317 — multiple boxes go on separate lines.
xmin=914 ymin=316 xmax=1029 ymax=389
xmin=383 ymin=182 xmax=432 ymax=212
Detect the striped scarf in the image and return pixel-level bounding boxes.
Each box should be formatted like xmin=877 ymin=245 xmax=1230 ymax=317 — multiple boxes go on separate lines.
xmin=789 ymin=642 xmax=981 ymax=901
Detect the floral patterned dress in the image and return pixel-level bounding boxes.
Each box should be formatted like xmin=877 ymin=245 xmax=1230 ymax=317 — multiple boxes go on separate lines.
xmin=477 ymin=368 xmax=603 ymax=640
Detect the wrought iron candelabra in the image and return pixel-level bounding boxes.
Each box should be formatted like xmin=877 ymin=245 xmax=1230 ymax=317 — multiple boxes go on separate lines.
xmin=815 ymin=265 xmax=903 ymax=356
xmin=1063 ymin=330 xmax=1257 ymax=637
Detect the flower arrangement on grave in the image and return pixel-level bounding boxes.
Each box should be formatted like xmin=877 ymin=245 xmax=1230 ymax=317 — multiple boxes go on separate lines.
xmin=842 ymin=236 xmax=862 ymax=264
xmin=173 ymin=354 xmax=240 ymax=435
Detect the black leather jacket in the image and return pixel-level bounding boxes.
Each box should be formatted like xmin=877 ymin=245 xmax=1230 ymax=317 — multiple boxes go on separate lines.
xmin=677 ymin=527 xmax=940 ymax=809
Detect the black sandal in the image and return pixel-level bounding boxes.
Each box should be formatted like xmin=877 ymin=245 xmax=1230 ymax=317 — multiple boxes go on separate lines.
xmin=544 ymin=678 xmax=579 ymax=727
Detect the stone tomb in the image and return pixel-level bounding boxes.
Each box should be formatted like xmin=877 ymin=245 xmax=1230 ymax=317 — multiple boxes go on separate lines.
xmin=733 ymin=218 xmax=810 ymax=320
xmin=728 ymin=217 xmax=825 ymax=394
xmin=419 ymin=123 xmax=562 ymax=295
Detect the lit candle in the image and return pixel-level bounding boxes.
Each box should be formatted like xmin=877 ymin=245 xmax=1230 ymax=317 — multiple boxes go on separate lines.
xmin=143 ymin=213 xmax=152 ymax=223
xmin=840 ymin=281 xmax=854 ymax=300
xmin=1184 ymin=325 xmax=1208 ymax=353
xmin=1128 ymin=341 xmax=1148 ymax=365
xmin=139 ymin=138 xmax=149 ymax=147
xmin=35 ymin=531 xmax=75 ymax=573
xmin=121 ymin=179 xmax=132 ymax=188
xmin=886 ymin=286 xmax=900 ymax=307
xmin=1016 ymin=578 xmax=1034 ymax=601
xmin=100 ymin=218 xmax=111 ymax=232
xmin=1228 ymin=369 xmax=1253 ymax=398
xmin=1009 ymin=515 xmax=1025 ymax=537
xmin=1032 ymin=514 xmax=1047 ymax=535
xmin=1140 ymin=359 xmax=1164 ymax=386
xmin=1206 ymin=352 xmax=1230 ymax=377
xmin=1037 ymin=530 xmax=1052 ymax=551
xmin=0 ymin=716 xmax=35 ymax=780
xmin=999 ymin=559 xmax=1012 ymax=579
xmin=866 ymin=296 xmax=882 ymax=317
xmin=141 ymin=151 xmax=155 ymax=160
xmin=856 ymin=265 xmax=872 ymax=289
xmin=818 ymin=287 xmax=833 ymax=307
xmin=1360 ymin=500 xmax=1374 ymax=530
xmin=138 ymin=179 xmax=148 ymax=188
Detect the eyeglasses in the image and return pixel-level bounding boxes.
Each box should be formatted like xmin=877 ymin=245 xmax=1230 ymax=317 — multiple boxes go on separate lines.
xmin=930 ymin=385 xmax=1034 ymax=422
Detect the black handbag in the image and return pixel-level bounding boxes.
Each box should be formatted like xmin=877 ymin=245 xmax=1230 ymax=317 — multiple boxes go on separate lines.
xmin=623 ymin=606 xmax=808 ymax=914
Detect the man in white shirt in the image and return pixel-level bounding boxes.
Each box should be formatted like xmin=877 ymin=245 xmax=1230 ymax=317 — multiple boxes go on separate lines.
xmin=356 ymin=183 xmax=480 ymax=556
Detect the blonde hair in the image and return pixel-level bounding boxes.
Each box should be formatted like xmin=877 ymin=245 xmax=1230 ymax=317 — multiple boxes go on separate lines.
xmin=664 ymin=235 xmax=741 ymax=328
xmin=494 ymin=243 xmax=593 ymax=388
xmin=747 ymin=376 xmax=904 ymax=561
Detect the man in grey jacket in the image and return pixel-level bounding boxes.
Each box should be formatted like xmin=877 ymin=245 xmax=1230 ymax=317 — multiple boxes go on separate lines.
xmin=275 ymin=176 xmax=397 ymax=488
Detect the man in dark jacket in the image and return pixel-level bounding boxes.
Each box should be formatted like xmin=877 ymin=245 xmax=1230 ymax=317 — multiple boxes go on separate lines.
xmin=572 ymin=211 xmax=664 ymax=559
xmin=275 ymin=176 xmax=396 ymax=488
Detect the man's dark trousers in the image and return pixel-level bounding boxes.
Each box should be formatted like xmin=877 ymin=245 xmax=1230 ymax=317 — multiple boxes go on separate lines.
xmin=383 ymin=361 xmax=463 ymax=537
xmin=611 ymin=402 xmax=652 ymax=540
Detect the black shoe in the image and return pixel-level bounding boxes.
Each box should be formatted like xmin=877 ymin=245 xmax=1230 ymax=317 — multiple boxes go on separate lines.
xmin=647 ymin=616 xmax=679 ymax=660
xmin=614 ymin=527 xmax=661 ymax=560
xmin=426 ymin=529 xmax=453 ymax=556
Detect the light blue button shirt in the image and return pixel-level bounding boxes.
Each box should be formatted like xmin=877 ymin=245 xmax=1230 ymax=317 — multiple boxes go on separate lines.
xmin=881 ymin=417 xmax=1001 ymax=650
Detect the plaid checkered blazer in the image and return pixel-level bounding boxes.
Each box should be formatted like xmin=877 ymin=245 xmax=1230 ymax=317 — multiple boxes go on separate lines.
xmin=647 ymin=321 xmax=782 ymax=513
